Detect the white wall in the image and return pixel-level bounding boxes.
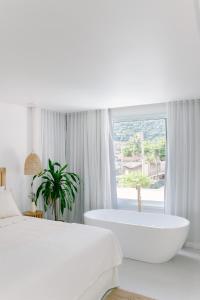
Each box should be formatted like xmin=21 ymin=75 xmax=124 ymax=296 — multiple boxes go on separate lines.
xmin=0 ymin=102 xmax=29 ymax=210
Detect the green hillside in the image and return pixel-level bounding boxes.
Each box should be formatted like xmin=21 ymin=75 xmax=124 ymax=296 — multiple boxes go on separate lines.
xmin=113 ymin=119 xmax=166 ymax=142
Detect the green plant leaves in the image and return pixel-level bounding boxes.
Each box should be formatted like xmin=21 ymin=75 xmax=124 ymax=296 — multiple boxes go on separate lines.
xmin=34 ymin=159 xmax=80 ymax=218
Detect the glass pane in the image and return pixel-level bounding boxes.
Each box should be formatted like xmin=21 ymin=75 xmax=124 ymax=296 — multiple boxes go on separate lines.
xmin=113 ymin=119 xmax=167 ymax=212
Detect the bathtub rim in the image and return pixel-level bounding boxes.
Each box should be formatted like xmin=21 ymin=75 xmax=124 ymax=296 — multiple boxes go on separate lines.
xmin=84 ymin=209 xmax=190 ymax=230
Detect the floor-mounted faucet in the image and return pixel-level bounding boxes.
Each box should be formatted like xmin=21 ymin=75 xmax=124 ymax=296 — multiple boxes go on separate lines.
xmin=136 ymin=184 xmax=142 ymax=212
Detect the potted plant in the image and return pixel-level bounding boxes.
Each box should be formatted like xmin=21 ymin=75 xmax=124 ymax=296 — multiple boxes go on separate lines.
xmin=34 ymin=159 xmax=80 ymax=221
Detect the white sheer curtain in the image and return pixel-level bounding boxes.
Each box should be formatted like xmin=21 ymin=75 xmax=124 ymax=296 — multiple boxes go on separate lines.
xmin=166 ymin=100 xmax=200 ymax=248
xmin=66 ymin=109 xmax=117 ymax=223
xmin=41 ymin=109 xmax=66 ymax=167
xmin=41 ymin=108 xmax=117 ymax=223
xmin=41 ymin=110 xmax=67 ymax=219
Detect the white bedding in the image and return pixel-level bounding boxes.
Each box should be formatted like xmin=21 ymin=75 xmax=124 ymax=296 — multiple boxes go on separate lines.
xmin=0 ymin=216 xmax=122 ymax=300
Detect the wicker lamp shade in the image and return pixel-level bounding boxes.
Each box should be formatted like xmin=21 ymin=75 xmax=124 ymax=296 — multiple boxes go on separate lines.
xmin=24 ymin=153 xmax=42 ymax=175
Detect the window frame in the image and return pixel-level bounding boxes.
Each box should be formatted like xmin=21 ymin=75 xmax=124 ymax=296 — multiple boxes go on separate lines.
xmin=111 ymin=104 xmax=167 ymax=213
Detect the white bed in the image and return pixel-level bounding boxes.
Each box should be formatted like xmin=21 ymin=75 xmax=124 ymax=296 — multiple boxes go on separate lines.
xmin=0 ymin=216 xmax=122 ymax=300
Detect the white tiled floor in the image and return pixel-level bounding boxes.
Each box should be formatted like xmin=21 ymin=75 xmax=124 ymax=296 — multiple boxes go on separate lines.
xmin=119 ymin=248 xmax=200 ymax=300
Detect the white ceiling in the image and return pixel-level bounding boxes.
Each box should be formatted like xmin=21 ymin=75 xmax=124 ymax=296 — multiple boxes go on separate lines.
xmin=0 ymin=0 xmax=200 ymax=111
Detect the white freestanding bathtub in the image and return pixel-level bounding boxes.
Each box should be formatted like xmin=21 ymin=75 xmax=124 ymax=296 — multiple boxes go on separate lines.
xmin=84 ymin=209 xmax=190 ymax=263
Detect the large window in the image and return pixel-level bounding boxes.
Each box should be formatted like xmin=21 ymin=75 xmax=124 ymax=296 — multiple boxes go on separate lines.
xmin=113 ymin=118 xmax=167 ymax=212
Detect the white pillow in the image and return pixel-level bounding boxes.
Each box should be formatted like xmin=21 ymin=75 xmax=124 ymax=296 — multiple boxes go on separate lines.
xmin=0 ymin=190 xmax=21 ymax=218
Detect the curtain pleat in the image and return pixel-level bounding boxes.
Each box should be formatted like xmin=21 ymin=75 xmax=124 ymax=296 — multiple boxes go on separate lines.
xmin=166 ymin=100 xmax=200 ymax=248
xmin=41 ymin=110 xmax=66 ymax=167
xmin=65 ymin=109 xmax=117 ymax=223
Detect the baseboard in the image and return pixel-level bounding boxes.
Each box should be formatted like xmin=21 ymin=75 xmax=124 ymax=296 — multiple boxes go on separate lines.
xmin=185 ymin=242 xmax=200 ymax=250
